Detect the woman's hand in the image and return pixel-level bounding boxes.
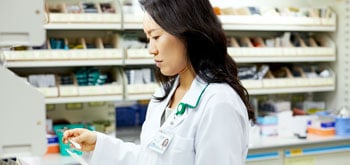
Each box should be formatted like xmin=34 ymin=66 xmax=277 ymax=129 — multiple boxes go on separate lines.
xmin=63 ymin=128 xmax=97 ymax=152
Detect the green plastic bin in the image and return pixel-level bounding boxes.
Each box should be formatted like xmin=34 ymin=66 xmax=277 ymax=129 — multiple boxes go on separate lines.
xmin=53 ymin=124 xmax=95 ymax=156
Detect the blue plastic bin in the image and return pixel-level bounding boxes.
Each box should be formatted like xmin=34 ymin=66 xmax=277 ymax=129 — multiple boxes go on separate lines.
xmin=138 ymin=103 xmax=148 ymax=125
xmin=335 ymin=117 xmax=350 ymax=136
xmin=116 ymin=105 xmax=138 ymax=127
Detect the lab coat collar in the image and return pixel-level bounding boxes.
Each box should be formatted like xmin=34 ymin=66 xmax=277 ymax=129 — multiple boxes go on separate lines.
xmin=179 ymin=76 xmax=208 ymax=108
xmin=152 ymin=76 xmax=208 ymax=129
xmin=153 ymin=75 xmax=208 ymax=112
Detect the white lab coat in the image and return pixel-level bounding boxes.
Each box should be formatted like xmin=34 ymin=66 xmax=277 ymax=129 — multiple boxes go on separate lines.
xmin=84 ymin=76 xmax=250 ymax=165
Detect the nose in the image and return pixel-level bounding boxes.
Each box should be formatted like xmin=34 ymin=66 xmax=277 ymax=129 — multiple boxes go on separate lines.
xmin=148 ymin=40 xmax=158 ymax=56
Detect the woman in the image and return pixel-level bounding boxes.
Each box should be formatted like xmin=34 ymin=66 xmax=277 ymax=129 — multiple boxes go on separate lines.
xmin=63 ymin=0 xmax=255 ymax=164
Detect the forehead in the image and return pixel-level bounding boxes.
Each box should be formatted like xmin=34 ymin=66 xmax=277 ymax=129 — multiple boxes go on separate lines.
xmin=143 ymin=13 xmax=162 ymax=33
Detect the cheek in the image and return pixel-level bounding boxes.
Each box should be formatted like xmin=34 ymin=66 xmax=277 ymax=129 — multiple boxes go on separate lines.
xmin=158 ymin=36 xmax=187 ymax=75
xmin=175 ymin=57 xmax=188 ymax=69
xmin=162 ymin=54 xmax=187 ymax=75
xmin=171 ymin=46 xmax=187 ymax=70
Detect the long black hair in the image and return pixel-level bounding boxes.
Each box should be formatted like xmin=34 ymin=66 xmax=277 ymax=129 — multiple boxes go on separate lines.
xmin=139 ymin=0 xmax=255 ymax=122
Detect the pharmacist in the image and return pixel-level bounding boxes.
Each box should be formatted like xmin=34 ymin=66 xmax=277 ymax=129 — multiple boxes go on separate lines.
xmin=63 ymin=0 xmax=255 ymax=164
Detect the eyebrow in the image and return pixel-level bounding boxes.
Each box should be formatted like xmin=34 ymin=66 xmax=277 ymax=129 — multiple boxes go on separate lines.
xmin=145 ymin=28 xmax=160 ymax=35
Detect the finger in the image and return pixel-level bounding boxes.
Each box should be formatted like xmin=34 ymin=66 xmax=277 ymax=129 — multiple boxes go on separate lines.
xmin=62 ymin=130 xmax=71 ymax=144
xmin=75 ymin=131 xmax=96 ymax=151
xmin=72 ymin=132 xmax=86 ymax=144
xmin=80 ymin=130 xmax=97 ymax=144
xmin=70 ymin=128 xmax=87 ymax=137
xmin=62 ymin=129 xmax=79 ymax=143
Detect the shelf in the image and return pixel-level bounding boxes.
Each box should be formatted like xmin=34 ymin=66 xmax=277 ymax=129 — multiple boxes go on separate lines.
xmin=123 ymin=56 xmax=335 ymax=64
xmin=248 ymin=86 xmax=335 ymax=95
xmin=123 ymin=47 xmax=336 ymax=64
xmin=234 ymin=56 xmax=336 ymax=63
xmin=4 ymin=56 xmax=335 ymax=67
xmin=6 ymin=60 xmax=123 ymax=68
xmin=122 ymin=15 xmax=336 ymax=32
xmin=123 ymin=14 xmax=144 ymax=30
xmin=3 ymin=49 xmax=124 ymax=67
xmin=45 ymin=95 xmax=123 ymax=104
xmin=218 ymin=15 xmax=336 ymax=32
xmin=124 ymin=49 xmax=153 ymax=64
xmin=42 ymin=86 xmax=334 ymax=102
xmin=125 ymin=83 xmax=159 ymax=100
xmin=120 ymin=23 xmax=336 ymax=32
xmin=46 ymin=13 xmax=122 ymax=26
xmin=124 ymin=59 xmax=154 ymax=65
xmin=123 ymin=24 xmax=144 ymax=30
xmin=227 ymin=42 xmax=336 ymax=61
xmin=222 ymin=24 xmax=336 ymax=32
xmin=4 ymin=55 xmax=335 ymax=67
xmin=249 ymin=134 xmax=350 ymax=150
xmin=125 ymin=94 xmax=154 ymax=101
xmin=44 ymin=23 xmax=122 ymax=30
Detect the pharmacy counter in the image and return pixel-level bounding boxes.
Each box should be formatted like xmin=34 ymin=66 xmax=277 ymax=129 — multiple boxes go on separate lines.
xmin=42 ymin=135 xmax=350 ymax=165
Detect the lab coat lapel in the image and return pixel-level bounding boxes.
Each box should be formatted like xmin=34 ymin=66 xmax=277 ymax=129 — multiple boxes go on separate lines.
xmin=169 ymin=111 xmax=187 ymax=128
xmin=153 ymin=77 xmax=180 ymax=127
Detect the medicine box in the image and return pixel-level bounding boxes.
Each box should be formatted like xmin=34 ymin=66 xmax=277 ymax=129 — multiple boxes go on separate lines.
xmin=46 ymin=134 xmax=60 ymax=154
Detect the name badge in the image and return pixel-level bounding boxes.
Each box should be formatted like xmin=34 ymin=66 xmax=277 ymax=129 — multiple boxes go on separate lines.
xmin=148 ymin=129 xmax=174 ymax=154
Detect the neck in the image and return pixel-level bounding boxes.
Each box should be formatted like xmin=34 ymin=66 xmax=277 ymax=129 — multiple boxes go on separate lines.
xmin=178 ymin=66 xmax=195 ymax=91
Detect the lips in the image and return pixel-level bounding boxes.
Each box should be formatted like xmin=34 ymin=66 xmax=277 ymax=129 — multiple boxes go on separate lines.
xmin=154 ymin=60 xmax=162 ymax=67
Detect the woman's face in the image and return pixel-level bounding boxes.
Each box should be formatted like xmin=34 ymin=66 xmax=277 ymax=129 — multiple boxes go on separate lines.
xmin=143 ymin=13 xmax=188 ymax=76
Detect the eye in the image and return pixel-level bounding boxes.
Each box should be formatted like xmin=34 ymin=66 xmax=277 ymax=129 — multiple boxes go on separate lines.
xmin=152 ymin=36 xmax=159 ymax=40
